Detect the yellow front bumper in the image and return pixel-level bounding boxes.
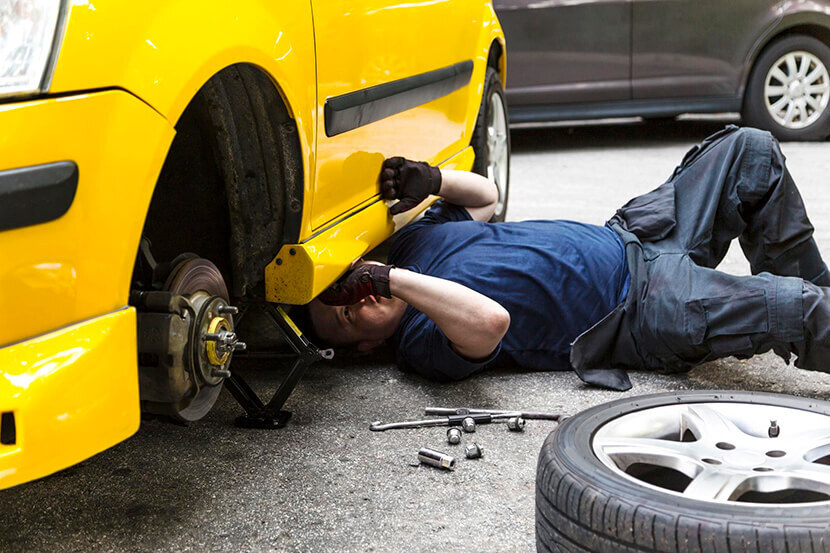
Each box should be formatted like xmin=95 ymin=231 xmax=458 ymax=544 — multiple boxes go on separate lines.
xmin=0 ymin=308 xmax=139 ymax=490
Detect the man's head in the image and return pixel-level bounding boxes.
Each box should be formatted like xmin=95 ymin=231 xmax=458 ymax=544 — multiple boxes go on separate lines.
xmin=307 ymin=294 xmax=407 ymax=351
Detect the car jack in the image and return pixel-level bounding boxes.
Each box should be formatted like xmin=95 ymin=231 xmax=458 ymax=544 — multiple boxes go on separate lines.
xmin=224 ymin=303 xmax=334 ymax=429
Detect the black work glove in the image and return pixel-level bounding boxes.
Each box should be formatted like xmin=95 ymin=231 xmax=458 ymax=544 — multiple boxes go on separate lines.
xmin=317 ymin=263 xmax=392 ymax=306
xmin=380 ymin=157 xmax=442 ymax=215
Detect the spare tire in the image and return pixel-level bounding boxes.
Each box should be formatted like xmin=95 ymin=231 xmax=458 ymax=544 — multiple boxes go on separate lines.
xmin=536 ymin=391 xmax=830 ymax=553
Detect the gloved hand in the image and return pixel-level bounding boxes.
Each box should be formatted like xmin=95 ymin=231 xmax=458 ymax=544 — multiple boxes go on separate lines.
xmin=317 ymin=263 xmax=393 ymax=306
xmin=380 ymin=157 xmax=442 ymax=215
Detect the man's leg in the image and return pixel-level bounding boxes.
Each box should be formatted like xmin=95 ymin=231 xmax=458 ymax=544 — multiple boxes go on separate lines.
xmin=616 ymin=125 xmax=829 ymax=284
xmin=635 ymin=253 xmax=830 ymax=373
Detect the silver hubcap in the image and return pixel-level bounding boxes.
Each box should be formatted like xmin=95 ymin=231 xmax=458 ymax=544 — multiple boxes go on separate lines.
xmin=593 ymin=402 xmax=830 ymax=505
xmin=486 ymin=91 xmax=509 ymax=218
xmin=764 ymin=51 xmax=830 ymax=130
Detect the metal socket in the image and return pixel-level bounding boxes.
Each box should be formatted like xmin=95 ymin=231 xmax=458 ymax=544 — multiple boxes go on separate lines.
xmin=447 ymin=427 xmax=462 ymax=445
xmin=465 ymin=443 xmax=484 ymax=459
xmin=461 ymin=417 xmax=476 ymax=433
xmin=418 ymin=447 xmax=457 ymax=470
xmin=507 ymin=416 xmax=526 ymax=432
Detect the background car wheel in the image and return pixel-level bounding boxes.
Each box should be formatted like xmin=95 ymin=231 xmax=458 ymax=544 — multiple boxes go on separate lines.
xmin=743 ymin=35 xmax=830 ymax=141
xmin=471 ymin=67 xmax=510 ymax=222
xmin=536 ymin=391 xmax=830 ymax=553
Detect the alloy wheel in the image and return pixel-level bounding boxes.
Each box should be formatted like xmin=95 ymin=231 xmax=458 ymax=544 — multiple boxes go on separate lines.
xmin=764 ymin=51 xmax=830 ymax=130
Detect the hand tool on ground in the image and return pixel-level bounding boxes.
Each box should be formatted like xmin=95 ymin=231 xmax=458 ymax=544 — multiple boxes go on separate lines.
xmin=418 ymin=448 xmax=457 ymax=470
xmin=369 ymin=411 xmax=522 ymax=432
xmin=424 ymin=407 xmax=565 ymax=422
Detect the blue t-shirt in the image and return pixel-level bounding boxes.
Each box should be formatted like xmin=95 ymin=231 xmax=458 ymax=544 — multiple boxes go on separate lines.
xmin=388 ymin=201 xmax=630 ymax=381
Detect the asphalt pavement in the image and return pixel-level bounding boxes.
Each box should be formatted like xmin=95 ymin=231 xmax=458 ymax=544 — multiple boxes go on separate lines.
xmin=3 ymin=118 xmax=830 ymax=553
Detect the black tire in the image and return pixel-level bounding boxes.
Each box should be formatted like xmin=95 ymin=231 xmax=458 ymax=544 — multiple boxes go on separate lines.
xmin=743 ymin=35 xmax=830 ymax=141
xmin=471 ymin=66 xmax=511 ymax=222
xmin=536 ymin=391 xmax=830 ymax=553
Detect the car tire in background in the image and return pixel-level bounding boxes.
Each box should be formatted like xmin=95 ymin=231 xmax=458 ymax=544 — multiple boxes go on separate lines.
xmin=743 ymin=35 xmax=830 ymax=141
xmin=471 ymin=67 xmax=510 ymax=222
xmin=536 ymin=391 xmax=830 ymax=553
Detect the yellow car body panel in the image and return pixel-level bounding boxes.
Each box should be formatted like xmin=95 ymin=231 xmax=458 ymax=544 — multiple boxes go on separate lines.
xmin=0 ymin=92 xmax=174 ymax=348
xmin=0 ymin=308 xmax=139 ymax=490
xmin=1 ymin=0 xmax=504 ymax=489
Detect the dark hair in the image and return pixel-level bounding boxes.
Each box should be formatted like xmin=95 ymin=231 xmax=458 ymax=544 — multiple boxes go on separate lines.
xmin=288 ymin=303 xmax=332 ymax=349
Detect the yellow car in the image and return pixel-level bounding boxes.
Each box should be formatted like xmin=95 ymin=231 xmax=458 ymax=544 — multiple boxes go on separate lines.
xmin=0 ymin=1 xmax=507 ymax=489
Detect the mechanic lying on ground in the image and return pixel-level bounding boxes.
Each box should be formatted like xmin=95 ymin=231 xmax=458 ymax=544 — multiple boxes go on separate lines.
xmin=299 ymin=126 xmax=830 ymax=391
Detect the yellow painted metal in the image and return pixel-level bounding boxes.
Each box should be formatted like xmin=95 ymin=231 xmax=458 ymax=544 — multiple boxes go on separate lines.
xmin=0 ymin=92 xmax=173 ymax=348
xmin=0 ymin=0 xmax=503 ymax=488
xmin=0 ymin=308 xmax=140 ymax=490
xmin=309 ymin=0 xmax=498 ymax=232
xmin=49 ymin=0 xmax=319 ymax=239
xmin=266 ymin=147 xmax=476 ymax=304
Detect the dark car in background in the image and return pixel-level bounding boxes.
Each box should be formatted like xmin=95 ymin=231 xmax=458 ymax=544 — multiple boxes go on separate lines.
xmin=497 ymin=0 xmax=830 ymax=141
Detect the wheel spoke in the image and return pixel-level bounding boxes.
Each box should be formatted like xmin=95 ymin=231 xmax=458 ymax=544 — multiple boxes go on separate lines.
xmin=784 ymin=102 xmax=796 ymax=124
xmin=788 ymin=462 xmax=830 ymax=495
xmin=807 ymin=82 xmax=829 ymax=95
xmin=798 ymin=54 xmax=811 ymax=78
xmin=805 ymin=93 xmax=822 ymax=112
xmin=770 ymin=95 xmax=790 ymax=113
xmin=681 ymin=405 xmax=746 ymax=442
xmin=786 ymin=54 xmax=799 ymax=78
xmin=683 ymin=469 xmax=747 ymax=501
xmin=797 ymin=100 xmax=808 ymax=122
xmin=765 ymin=84 xmax=786 ymax=96
xmin=805 ymin=67 xmax=825 ymax=85
xmin=770 ymin=66 xmax=789 ymax=84
xmin=597 ymin=437 xmax=704 ymax=476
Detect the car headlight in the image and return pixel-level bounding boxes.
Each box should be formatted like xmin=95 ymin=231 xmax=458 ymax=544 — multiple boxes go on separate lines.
xmin=0 ymin=0 xmax=65 ymax=99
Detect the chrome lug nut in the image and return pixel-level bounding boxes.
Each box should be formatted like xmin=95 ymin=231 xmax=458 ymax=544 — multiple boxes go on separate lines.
xmin=769 ymin=419 xmax=780 ymax=438
xmin=418 ymin=447 xmax=457 ymax=470
xmin=465 ymin=443 xmax=483 ymax=459
xmin=461 ymin=417 xmax=476 ymax=433
xmin=507 ymin=416 xmax=526 ymax=432
xmin=447 ymin=427 xmax=462 ymax=445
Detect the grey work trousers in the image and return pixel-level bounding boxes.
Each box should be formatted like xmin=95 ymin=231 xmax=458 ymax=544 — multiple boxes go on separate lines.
xmin=571 ymin=125 xmax=830 ymax=391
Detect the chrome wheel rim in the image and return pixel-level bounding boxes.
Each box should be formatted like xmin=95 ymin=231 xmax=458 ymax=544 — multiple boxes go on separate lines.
xmin=486 ymin=91 xmax=509 ymax=218
xmin=764 ymin=50 xmax=830 ymax=130
xmin=592 ymin=402 xmax=830 ymax=506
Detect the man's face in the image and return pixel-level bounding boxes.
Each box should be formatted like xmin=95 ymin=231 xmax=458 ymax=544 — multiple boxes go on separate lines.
xmin=308 ymin=295 xmax=406 ymax=349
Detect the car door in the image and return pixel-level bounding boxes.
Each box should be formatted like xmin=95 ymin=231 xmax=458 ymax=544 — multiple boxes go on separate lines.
xmin=631 ymin=0 xmax=783 ymax=99
xmin=495 ymin=0 xmax=631 ymax=106
xmin=309 ymin=0 xmax=481 ymax=232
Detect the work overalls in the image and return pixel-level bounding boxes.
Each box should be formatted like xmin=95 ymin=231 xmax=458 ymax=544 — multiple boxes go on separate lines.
xmin=570 ymin=125 xmax=830 ymax=391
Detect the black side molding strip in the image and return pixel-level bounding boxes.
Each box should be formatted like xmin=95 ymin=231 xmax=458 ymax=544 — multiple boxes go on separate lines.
xmin=0 ymin=161 xmax=78 ymax=232
xmin=325 ymin=60 xmax=474 ymax=137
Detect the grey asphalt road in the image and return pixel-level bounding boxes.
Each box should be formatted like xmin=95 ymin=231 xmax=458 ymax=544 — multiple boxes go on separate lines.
xmin=3 ymin=119 xmax=830 ymax=553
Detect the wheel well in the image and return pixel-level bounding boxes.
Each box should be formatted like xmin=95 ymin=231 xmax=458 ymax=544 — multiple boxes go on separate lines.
xmin=488 ymin=39 xmax=505 ymax=84
xmin=744 ymin=24 xmax=830 ymax=99
xmin=137 ymin=63 xmax=304 ymax=299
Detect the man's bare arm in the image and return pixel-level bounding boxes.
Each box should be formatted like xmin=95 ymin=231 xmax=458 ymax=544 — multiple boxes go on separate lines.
xmin=438 ymin=169 xmax=499 ymax=222
xmin=389 ymin=267 xmax=509 ymax=360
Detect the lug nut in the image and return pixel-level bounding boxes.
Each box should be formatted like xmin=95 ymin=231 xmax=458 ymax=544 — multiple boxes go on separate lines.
xmin=218 ymin=305 xmax=239 ymax=315
xmin=507 ymin=416 xmax=526 ymax=432
xmin=418 ymin=447 xmax=457 ymax=470
xmin=769 ymin=420 xmax=780 ymax=438
xmin=461 ymin=417 xmax=476 ymax=433
xmin=447 ymin=427 xmax=462 ymax=445
xmin=465 ymin=443 xmax=484 ymax=459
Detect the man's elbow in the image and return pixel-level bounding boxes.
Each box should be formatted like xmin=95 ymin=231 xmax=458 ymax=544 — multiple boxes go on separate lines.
xmin=483 ymin=305 xmax=510 ymax=342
